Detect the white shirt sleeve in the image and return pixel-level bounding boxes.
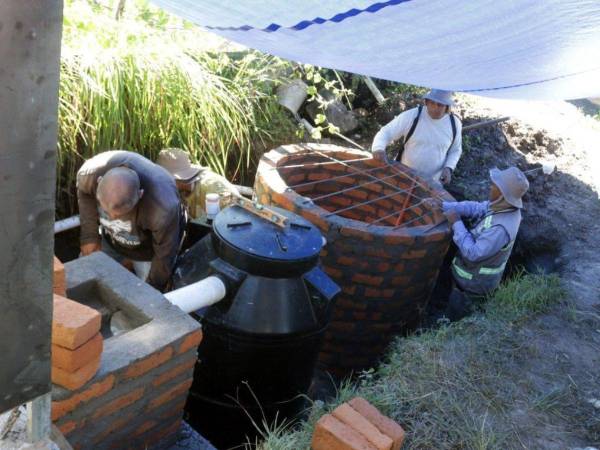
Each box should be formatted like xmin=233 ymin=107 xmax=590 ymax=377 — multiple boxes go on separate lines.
xmin=371 ymin=108 xmax=418 ymax=153
xmin=443 ymin=115 xmax=463 ymax=170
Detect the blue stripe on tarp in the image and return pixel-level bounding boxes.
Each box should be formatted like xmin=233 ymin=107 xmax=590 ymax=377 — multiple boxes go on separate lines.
xmin=205 ymin=0 xmax=412 ymax=33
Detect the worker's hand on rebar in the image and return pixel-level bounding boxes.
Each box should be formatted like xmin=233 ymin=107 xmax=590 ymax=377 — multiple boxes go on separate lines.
xmin=80 ymin=242 xmax=101 ymax=256
xmin=372 ymin=149 xmax=388 ymax=164
xmin=444 ymin=209 xmax=460 ymax=225
xmin=442 ymin=201 xmax=457 ymax=214
xmin=440 ymin=167 xmax=452 ymax=185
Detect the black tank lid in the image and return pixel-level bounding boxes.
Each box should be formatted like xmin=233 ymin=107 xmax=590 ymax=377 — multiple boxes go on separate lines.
xmin=211 ymin=205 xmax=323 ymax=278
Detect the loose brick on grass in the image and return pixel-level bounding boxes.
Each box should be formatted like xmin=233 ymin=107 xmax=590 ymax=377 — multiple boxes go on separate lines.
xmin=52 ymin=294 xmax=101 ymax=350
xmin=52 ymin=355 xmax=101 ymax=391
xmin=312 ymin=414 xmax=378 ymax=450
xmin=332 ymin=403 xmax=393 ymax=450
xmin=348 ymin=397 xmax=405 ymax=450
xmin=52 ymin=332 xmax=103 ymax=372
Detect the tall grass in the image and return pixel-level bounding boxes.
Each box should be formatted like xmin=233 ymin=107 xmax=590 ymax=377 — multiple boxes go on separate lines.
xmin=57 ymin=0 xmax=296 ymax=216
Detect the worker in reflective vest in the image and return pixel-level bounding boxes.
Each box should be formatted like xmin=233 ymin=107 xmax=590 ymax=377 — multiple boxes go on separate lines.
xmin=442 ymin=166 xmax=529 ymax=320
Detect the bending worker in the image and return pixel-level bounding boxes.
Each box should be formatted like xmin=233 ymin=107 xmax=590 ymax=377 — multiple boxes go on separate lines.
xmin=371 ymin=89 xmax=462 ymax=185
xmin=77 ymin=150 xmax=186 ymax=292
xmin=442 ymin=166 xmax=529 ymax=320
xmin=157 ymin=148 xmax=239 ymax=219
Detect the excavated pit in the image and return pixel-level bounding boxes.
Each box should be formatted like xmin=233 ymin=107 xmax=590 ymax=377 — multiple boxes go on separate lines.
xmin=254 ymin=144 xmax=454 ymax=376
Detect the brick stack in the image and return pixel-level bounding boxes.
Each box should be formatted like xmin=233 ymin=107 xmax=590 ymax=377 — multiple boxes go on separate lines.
xmin=312 ymin=397 xmax=405 ymax=450
xmin=254 ymin=144 xmax=453 ymax=377
xmin=52 ymin=294 xmax=103 ymax=390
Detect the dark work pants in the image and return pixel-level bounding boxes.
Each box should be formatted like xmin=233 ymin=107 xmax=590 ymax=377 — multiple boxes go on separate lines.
xmin=445 ymin=283 xmax=485 ymax=321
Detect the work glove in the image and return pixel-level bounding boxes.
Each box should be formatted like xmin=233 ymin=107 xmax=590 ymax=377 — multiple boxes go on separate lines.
xmin=371 ymin=149 xmax=388 ymax=164
xmin=442 ymin=201 xmax=458 ymax=214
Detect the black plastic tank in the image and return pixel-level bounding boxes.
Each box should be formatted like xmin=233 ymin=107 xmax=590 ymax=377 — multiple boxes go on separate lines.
xmin=173 ymin=205 xmax=340 ymax=448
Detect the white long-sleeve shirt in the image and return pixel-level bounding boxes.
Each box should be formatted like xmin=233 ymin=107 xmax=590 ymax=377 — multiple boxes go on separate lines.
xmin=372 ymin=106 xmax=462 ymax=181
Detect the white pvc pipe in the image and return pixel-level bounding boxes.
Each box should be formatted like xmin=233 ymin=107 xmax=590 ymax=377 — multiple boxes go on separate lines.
xmin=54 ymin=215 xmax=80 ymax=234
xmin=164 ymin=275 xmax=227 ymax=313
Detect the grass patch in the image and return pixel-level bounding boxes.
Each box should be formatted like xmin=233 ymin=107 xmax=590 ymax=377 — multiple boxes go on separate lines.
xmin=57 ymin=0 xmax=297 ymax=216
xmin=254 ymin=272 xmax=566 ymax=449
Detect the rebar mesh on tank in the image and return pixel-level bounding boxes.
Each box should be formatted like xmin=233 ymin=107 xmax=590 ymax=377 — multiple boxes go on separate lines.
xmin=277 ymin=150 xmax=443 ymax=228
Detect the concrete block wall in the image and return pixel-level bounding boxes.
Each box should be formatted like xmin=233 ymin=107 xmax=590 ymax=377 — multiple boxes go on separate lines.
xmin=254 ymin=144 xmax=453 ymax=377
xmin=51 ymin=253 xmax=202 ymax=450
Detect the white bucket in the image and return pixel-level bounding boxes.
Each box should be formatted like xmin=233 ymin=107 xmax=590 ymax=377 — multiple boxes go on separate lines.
xmin=276 ymin=79 xmax=308 ymax=115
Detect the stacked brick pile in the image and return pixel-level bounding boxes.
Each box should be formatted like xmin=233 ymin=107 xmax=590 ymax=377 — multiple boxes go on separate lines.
xmin=52 ymin=257 xmax=103 ymax=390
xmin=312 ymin=397 xmax=405 ymax=450
xmin=254 ymin=144 xmax=453 ymax=376
xmin=52 ymin=294 xmax=104 ymax=390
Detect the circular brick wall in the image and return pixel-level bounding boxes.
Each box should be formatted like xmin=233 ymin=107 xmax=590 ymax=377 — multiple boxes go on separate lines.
xmin=254 ymin=144 xmax=453 ymax=377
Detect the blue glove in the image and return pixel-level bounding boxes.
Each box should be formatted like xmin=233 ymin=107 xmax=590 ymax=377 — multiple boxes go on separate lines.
xmin=442 ymin=201 xmax=457 ymax=214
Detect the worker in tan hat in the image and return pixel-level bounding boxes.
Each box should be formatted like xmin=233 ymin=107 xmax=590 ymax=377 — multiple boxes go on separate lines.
xmin=441 ymin=166 xmax=529 ymax=320
xmin=157 ymin=148 xmax=239 ymax=219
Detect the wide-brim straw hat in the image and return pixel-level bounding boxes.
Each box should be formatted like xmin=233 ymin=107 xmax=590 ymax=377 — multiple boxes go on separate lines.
xmin=157 ymin=148 xmax=201 ymax=182
xmin=489 ymin=167 xmax=529 ymax=209
xmin=423 ymin=89 xmax=455 ymax=107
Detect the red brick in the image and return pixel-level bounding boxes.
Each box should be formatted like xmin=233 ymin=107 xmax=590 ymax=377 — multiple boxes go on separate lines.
xmin=152 ymin=357 xmax=196 ymax=387
xmin=332 ymin=403 xmax=393 ymax=450
xmin=53 ymin=257 xmax=66 ymax=296
xmin=124 ymin=346 xmax=173 ymax=379
xmin=365 ymin=288 xmax=382 ymax=298
xmin=52 ymin=332 xmax=103 ymax=372
xmin=338 ymin=256 xmax=356 ymax=266
xmin=146 ymin=378 xmax=193 ymax=411
xmin=401 ymin=249 xmax=427 ymax=259
xmin=57 ymin=420 xmax=78 ymax=436
xmin=92 ymin=412 xmax=137 ymax=444
xmin=177 ymin=330 xmax=203 ymax=354
xmin=92 ymin=387 xmax=145 ymax=420
xmin=312 ymin=414 xmax=378 ymax=450
xmin=340 ymin=227 xmax=372 ymax=241
xmin=348 ymin=398 xmax=405 ymax=450
xmin=133 ymin=420 xmax=157 ymax=436
xmin=341 ymin=285 xmax=357 ymax=295
xmin=352 ymin=274 xmax=383 ymax=287
xmin=52 ymin=355 xmax=100 ymax=391
xmin=141 ymin=418 xmax=181 ymax=446
xmin=52 ymin=375 xmax=115 ymax=421
xmin=325 ymin=267 xmax=343 ymax=278
xmin=52 ymin=294 xmax=101 ymax=350
xmin=377 ymin=263 xmax=391 ymax=272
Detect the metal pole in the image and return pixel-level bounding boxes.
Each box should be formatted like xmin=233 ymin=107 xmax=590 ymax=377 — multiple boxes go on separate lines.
xmin=0 ymin=1 xmax=63 ymax=442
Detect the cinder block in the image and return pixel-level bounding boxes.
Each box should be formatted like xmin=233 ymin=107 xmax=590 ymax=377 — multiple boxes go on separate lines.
xmin=52 ymin=354 xmax=101 ymax=391
xmin=312 ymin=414 xmax=378 ymax=450
xmin=54 ymin=256 xmax=66 ymax=296
xmin=348 ymin=397 xmax=405 ymax=450
xmin=332 ymin=403 xmax=393 ymax=450
xmin=52 ymin=332 xmax=103 ymax=372
xmin=52 ymin=294 xmax=101 ymax=350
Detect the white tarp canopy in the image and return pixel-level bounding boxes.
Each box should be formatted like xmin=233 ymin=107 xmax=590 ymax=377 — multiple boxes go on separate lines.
xmin=150 ymin=0 xmax=600 ymax=100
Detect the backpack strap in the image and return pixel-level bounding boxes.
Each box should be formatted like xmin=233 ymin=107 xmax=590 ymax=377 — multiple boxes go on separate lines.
xmin=405 ymin=105 xmax=422 ymax=146
xmin=448 ymin=112 xmax=457 ymax=152
xmin=395 ymin=105 xmax=422 ymax=162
